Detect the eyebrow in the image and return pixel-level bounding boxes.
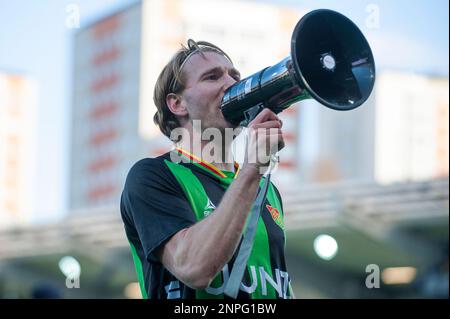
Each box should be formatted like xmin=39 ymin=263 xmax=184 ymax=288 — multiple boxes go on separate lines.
xmin=199 ymin=66 xmax=241 ymax=80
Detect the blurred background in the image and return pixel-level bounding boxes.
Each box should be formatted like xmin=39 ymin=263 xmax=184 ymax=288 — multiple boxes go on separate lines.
xmin=0 ymin=0 xmax=448 ymax=298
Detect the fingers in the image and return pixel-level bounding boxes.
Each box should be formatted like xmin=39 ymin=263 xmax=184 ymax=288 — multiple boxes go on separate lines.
xmin=245 ymin=128 xmax=285 ymax=169
xmin=244 ymin=109 xmax=286 ymax=169
xmin=250 ymin=120 xmax=282 ymax=130
xmin=248 ymin=127 xmax=283 ymax=137
xmin=249 ymin=108 xmax=280 ymax=126
xmin=248 ymin=128 xmax=285 ymax=153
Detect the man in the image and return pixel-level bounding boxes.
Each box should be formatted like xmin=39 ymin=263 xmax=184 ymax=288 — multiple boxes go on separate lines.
xmin=120 ymin=39 xmax=293 ymax=299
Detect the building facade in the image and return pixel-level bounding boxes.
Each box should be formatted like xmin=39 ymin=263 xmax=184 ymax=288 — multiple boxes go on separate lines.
xmin=0 ymin=72 xmax=36 ymax=228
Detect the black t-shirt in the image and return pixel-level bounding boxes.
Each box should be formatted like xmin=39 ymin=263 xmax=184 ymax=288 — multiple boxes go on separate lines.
xmin=120 ymin=149 xmax=292 ymax=299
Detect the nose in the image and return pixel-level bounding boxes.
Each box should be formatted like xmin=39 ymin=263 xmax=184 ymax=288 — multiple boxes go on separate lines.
xmin=223 ymin=73 xmax=238 ymax=91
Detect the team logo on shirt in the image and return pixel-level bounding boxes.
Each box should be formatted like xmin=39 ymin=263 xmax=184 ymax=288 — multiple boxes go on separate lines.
xmin=203 ymin=197 xmax=216 ymax=217
xmin=266 ymin=205 xmax=284 ymax=230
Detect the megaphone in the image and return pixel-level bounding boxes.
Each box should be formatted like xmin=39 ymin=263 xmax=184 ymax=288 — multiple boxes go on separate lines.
xmin=220 ymin=9 xmax=376 ymax=126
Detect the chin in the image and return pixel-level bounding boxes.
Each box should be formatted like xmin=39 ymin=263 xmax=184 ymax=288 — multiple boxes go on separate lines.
xmin=220 ymin=119 xmax=236 ymax=130
xmin=219 ymin=114 xmax=233 ymax=127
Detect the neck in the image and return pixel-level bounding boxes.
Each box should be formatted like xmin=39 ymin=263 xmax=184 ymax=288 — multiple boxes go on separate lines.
xmin=176 ymin=125 xmax=235 ymax=172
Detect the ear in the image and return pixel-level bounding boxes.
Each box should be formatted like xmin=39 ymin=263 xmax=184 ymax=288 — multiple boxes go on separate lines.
xmin=166 ymin=93 xmax=188 ymax=117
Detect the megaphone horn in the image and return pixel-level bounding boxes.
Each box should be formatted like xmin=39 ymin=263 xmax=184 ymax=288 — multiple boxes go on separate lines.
xmin=220 ymin=9 xmax=376 ymax=127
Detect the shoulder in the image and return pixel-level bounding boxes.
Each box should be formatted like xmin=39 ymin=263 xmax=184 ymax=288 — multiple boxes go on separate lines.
xmin=129 ymin=152 xmax=171 ymax=173
xmin=124 ymin=153 xmax=176 ymax=191
xmin=127 ymin=153 xmax=171 ymax=178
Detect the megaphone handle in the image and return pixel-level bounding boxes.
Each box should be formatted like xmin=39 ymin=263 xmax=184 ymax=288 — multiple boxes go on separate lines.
xmin=240 ymin=103 xmax=265 ymax=127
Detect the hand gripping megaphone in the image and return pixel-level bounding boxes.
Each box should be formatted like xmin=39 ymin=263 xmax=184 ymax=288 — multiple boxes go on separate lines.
xmin=220 ymin=9 xmax=376 ymax=126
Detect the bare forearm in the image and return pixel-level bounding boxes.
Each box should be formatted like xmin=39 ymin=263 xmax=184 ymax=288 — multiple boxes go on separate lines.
xmin=177 ymin=166 xmax=261 ymax=286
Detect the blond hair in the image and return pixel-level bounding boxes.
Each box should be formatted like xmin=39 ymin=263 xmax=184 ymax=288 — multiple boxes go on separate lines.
xmin=153 ymin=39 xmax=232 ymax=140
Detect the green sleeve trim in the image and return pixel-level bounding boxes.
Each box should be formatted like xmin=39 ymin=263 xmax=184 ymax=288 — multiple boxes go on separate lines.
xmin=128 ymin=240 xmax=148 ymax=299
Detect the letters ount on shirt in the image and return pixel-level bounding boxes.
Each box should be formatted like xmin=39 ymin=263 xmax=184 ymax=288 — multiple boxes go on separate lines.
xmin=205 ymin=264 xmax=290 ymax=298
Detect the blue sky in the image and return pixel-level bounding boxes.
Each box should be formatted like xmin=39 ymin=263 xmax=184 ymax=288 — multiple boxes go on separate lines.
xmin=0 ymin=0 xmax=448 ymax=223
